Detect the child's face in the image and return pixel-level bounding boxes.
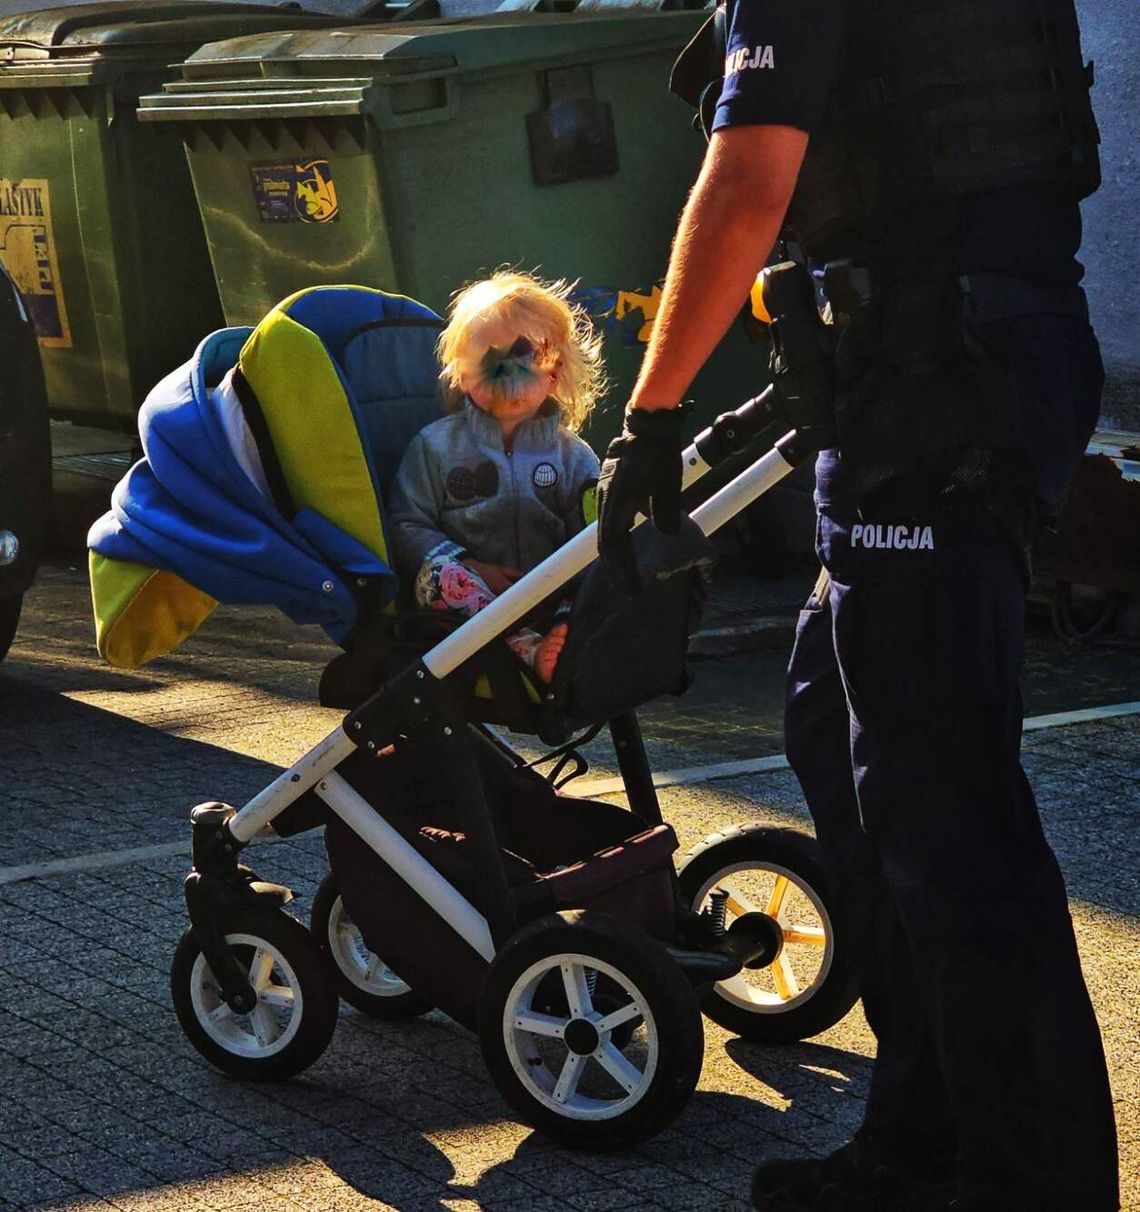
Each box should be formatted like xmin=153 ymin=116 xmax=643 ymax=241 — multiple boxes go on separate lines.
xmin=458 ymin=321 xmax=557 ymax=428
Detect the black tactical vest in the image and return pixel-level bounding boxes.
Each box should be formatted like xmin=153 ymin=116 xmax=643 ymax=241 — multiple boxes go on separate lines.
xmin=785 ymin=0 xmax=1101 ymax=259
xmin=671 ymin=0 xmax=1102 ymax=508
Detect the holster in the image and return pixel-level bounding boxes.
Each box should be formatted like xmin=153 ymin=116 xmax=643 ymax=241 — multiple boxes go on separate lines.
xmin=669 ymin=6 xmax=725 ymax=140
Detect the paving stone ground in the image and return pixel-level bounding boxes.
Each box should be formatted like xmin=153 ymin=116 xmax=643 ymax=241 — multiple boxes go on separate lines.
xmin=0 ymin=565 xmax=1136 ymax=1211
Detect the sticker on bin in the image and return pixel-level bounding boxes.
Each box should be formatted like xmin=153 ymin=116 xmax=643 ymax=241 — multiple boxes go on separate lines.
xmin=0 ymin=178 xmax=70 ymax=349
xmin=251 ymin=160 xmax=339 ymax=224
xmin=570 ymin=281 xmax=664 ymax=347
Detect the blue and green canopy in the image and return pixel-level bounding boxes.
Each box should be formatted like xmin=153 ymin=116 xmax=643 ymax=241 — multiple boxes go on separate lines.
xmin=88 ymin=286 xmax=443 ymax=667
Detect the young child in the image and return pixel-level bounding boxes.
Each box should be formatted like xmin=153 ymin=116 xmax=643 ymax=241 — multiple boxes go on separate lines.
xmin=388 ymin=270 xmax=605 ymax=682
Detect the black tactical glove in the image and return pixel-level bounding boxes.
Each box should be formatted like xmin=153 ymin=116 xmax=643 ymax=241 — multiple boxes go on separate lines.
xmin=596 ymin=403 xmax=689 ymax=590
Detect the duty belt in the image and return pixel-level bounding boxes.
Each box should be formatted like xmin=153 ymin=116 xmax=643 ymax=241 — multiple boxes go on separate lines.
xmin=958 ymin=273 xmax=1089 ymax=324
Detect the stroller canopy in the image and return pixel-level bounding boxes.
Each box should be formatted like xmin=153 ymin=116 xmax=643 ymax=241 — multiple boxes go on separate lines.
xmin=89 ymin=286 xmax=444 ymax=667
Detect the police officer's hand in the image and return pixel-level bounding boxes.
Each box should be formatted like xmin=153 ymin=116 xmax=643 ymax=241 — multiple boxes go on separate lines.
xmin=596 ymin=404 xmax=688 ymax=590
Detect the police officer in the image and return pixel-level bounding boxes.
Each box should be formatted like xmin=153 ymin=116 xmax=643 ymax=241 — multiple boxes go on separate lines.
xmin=596 ymin=1 xmax=1119 ymax=1209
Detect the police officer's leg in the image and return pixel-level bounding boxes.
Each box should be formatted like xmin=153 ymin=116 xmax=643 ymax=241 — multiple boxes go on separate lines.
xmin=827 ymin=504 xmax=1117 ymax=1210
xmin=759 ymin=569 xmax=956 ymax=1203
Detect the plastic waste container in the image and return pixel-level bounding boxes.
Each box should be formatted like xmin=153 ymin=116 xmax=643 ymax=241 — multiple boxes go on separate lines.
xmin=137 ymin=7 xmax=766 ymax=448
xmin=0 ymin=2 xmax=373 ymax=430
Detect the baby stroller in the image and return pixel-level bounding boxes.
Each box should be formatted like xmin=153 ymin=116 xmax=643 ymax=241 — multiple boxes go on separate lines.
xmin=89 ymin=273 xmax=856 ymax=1149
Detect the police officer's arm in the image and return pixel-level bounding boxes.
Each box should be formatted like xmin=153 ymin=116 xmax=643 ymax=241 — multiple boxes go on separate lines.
xmin=596 ymin=123 xmax=805 ymax=582
xmin=629 ymin=123 xmax=808 ymax=412
xmin=596 ymin=0 xmax=843 ymax=576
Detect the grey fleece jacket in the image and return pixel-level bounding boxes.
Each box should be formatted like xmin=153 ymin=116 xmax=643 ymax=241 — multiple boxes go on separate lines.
xmin=387 ymin=400 xmax=600 ymax=577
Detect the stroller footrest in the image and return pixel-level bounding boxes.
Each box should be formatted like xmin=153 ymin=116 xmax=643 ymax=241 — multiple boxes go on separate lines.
xmin=537 ymin=824 xmax=678 ymax=906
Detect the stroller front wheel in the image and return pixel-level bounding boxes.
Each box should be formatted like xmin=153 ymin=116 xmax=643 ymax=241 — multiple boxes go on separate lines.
xmin=477 ymin=910 xmax=704 ymax=1151
xmin=310 ymin=874 xmax=430 ymax=1020
xmin=171 ymin=906 xmax=339 ymax=1081
xmin=678 ymin=825 xmax=858 ymax=1043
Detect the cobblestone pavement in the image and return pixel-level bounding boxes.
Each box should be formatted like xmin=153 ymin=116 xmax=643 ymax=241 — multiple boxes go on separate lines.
xmin=0 ymin=565 xmax=1137 ymax=1211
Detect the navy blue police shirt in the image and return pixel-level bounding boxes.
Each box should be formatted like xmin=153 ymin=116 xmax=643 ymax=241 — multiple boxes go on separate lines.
xmin=708 ymin=0 xmax=1095 ymax=517
xmin=711 ymin=0 xmax=845 ymax=136
xmin=709 ymin=0 xmax=1084 ymax=288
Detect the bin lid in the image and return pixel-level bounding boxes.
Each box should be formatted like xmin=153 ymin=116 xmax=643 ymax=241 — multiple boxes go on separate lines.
xmin=0 ymin=2 xmax=346 ymax=62
xmin=146 ymin=9 xmax=705 ymax=92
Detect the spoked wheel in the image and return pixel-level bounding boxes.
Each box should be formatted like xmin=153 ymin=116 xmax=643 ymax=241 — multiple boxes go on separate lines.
xmin=678 ymin=825 xmax=857 ymax=1043
xmin=171 ymin=907 xmax=339 ymax=1080
xmin=310 ymin=874 xmax=429 ymax=1020
xmin=478 ymin=910 xmax=703 ymax=1150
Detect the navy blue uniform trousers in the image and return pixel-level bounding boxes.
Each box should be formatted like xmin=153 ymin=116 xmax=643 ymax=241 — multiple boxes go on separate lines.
xmin=784 ymin=318 xmax=1119 ymax=1209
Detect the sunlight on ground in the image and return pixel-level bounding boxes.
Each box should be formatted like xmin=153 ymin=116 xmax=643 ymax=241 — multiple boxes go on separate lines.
xmin=61 ymin=679 xmax=342 ymax=766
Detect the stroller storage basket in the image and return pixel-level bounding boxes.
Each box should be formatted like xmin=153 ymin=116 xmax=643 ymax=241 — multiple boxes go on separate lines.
xmin=327 ymin=777 xmax=680 ymax=1028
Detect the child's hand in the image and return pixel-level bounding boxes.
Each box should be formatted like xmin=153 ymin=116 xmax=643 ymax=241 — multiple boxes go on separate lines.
xmin=462 ymin=559 xmax=523 ymax=595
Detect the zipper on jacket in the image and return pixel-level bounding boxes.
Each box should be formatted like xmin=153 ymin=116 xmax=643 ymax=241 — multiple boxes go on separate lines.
xmin=507 ymin=449 xmax=522 ymax=570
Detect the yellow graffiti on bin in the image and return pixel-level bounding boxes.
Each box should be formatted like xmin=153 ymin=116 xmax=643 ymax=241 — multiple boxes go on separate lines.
xmin=0 ymin=178 xmax=70 ymax=348
xmin=615 ymin=284 xmax=663 ymax=344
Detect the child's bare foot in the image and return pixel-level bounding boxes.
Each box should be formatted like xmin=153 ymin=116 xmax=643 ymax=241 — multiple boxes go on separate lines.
xmin=533 ymin=622 xmax=568 ymax=683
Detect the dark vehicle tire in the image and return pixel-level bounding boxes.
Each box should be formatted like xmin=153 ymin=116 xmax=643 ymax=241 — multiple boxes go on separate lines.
xmin=678 ymin=825 xmax=858 ymax=1043
xmin=310 ymin=873 xmax=430 ymax=1020
xmin=478 ymin=910 xmax=703 ymax=1151
xmin=171 ymin=907 xmax=338 ymax=1081
xmin=0 ymin=595 xmax=20 ymax=663
xmin=0 ymin=266 xmax=52 ymax=635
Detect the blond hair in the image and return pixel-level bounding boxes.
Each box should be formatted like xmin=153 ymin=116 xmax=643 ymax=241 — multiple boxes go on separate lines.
xmin=438 ymin=269 xmax=606 ymax=433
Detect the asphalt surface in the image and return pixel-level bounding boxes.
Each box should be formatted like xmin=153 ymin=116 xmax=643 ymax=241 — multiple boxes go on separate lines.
xmin=0 ymin=563 xmax=1136 ymax=1211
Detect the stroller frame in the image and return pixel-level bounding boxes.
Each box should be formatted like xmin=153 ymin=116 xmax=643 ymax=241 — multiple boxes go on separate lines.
xmin=174 ymin=262 xmax=858 ymax=1147
xmin=189 ymin=395 xmax=807 ymax=982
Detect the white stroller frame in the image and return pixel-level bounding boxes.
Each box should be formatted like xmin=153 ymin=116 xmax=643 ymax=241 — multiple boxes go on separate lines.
xmin=172 ymin=260 xmax=854 ymax=1148
xmin=218 ymin=412 xmax=801 ymax=964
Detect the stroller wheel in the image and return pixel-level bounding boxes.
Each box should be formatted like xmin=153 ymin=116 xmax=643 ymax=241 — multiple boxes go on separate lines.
xmin=678 ymin=825 xmax=858 ymax=1043
xmin=310 ymin=874 xmax=430 ymax=1020
xmin=478 ymin=910 xmax=703 ymax=1151
xmin=171 ymin=907 xmax=339 ymax=1081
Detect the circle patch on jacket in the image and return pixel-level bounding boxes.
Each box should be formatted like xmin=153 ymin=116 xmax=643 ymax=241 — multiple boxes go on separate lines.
xmin=446 ymin=461 xmax=499 ymax=502
xmin=533 ymin=462 xmax=558 ymax=489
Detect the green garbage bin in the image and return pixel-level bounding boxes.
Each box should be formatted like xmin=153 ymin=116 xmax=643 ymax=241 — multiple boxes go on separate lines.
xmin=0 ymin=2 xmax=375 ymax=430
xmin=137 ymin=8 xmax=766 ymax=448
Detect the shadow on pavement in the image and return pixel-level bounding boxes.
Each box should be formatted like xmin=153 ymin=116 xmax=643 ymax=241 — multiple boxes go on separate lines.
xmin=0 ymin=678 xmax=282 ymax=868
xmin=723 ymin=1036 xmax=871 ymax=1119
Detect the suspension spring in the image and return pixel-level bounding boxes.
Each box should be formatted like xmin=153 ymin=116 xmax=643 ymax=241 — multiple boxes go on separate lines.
xmin=708 ymin=887 xmax=729 ymax=937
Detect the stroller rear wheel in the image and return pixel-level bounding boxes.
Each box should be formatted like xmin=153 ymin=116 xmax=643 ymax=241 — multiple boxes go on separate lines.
xmin=478 ymin=910 xmax=704 ymax=1151
xmin=171 ymin=906 xmax=339 ymax=1081
xmin=678 ymin=825 xmax=857 ymax=1042
xmin=311 ymin=874 xmax=430 ymax=1020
